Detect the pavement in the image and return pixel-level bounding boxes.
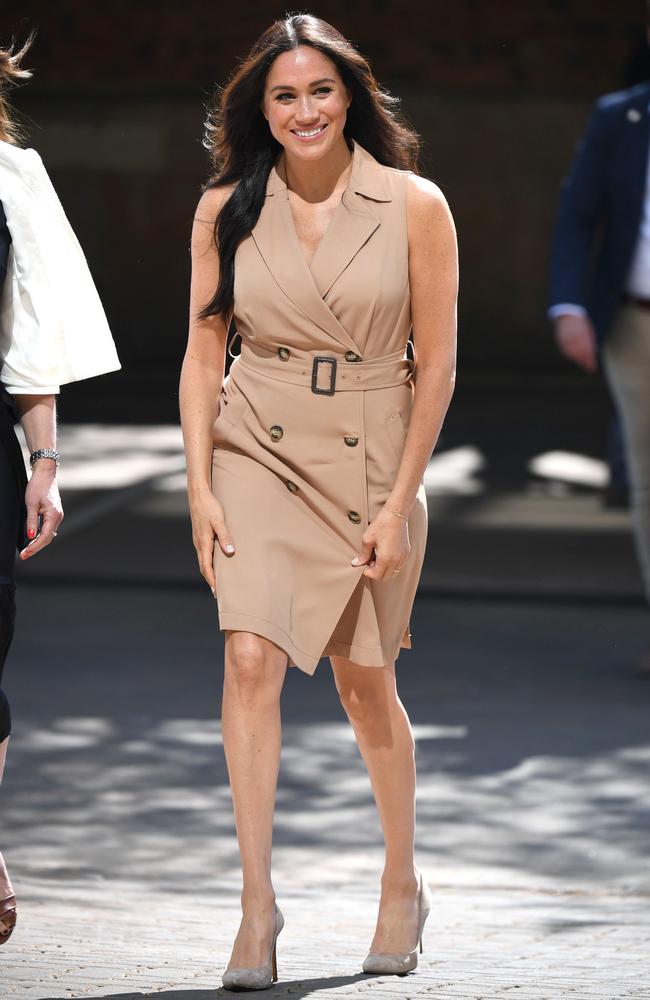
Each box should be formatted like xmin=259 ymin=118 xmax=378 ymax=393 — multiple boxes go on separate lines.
xmin=1 ymin=396 xmax=650 ymax=998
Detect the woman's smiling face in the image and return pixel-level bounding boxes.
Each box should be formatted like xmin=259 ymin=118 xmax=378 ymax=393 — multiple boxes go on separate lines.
xmin=261 ymin=45 xmax=351 ymax=160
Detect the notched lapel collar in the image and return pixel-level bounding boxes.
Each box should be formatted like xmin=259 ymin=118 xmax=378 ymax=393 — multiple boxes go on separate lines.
xmin=312 ymin=139 xmax=393 ymax=298
xmin=310 ymin=192 xmax=380 ymax=299
xmin=251 ymin=140 xmax=391 ymax=354
xmin=626 ymin=98 xmax=650 ymax=215
xmin=252 ymin=177 xmax=360 ymax=353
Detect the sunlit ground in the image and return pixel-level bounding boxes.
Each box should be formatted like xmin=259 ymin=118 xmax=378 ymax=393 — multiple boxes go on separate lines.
xmin=16 ymin=422 xmax=619 ymax=500
xmin=3 ymin=425 xmax=649 ymax=997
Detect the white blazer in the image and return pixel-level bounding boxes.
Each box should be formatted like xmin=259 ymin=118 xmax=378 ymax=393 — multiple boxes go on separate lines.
xmin=0 ymin=139 xmax=120 ymax=394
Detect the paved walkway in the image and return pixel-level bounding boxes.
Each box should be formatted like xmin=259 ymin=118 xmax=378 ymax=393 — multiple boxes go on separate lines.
xmin=1 ymin=425 xmax=649 ymax=997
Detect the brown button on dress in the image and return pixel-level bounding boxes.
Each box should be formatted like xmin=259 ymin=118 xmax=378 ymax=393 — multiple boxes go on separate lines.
xmin=211 ymin=139 xmax=428 ymax=675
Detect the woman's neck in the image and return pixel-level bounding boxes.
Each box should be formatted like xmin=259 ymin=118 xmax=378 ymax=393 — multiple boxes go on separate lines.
xmin=279 ymin=137 xmax=353 ymax=203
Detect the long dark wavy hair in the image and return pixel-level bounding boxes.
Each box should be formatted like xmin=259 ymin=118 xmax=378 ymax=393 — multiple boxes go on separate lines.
xmin=199 ymin=13 xmax=420 ymax=319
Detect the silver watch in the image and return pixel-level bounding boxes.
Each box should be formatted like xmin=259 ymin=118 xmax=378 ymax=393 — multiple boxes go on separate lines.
xmin=29 ymin=448 xmax=60 ymax=468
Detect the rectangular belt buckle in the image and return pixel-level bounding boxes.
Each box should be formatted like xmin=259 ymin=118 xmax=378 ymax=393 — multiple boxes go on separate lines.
xmin=311 ymin=356 xmax=337 ymax=395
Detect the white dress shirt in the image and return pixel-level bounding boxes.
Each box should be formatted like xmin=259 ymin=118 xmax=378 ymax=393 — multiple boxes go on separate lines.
xmin=0 ymin=139 xmax=120 ymax=394
xmin=623 ymin=125 xmax=650 ymax=298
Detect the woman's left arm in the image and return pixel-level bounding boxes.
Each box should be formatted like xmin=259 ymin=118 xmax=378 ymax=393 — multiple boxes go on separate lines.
xmin=353 ymin=175 xmax=458 ymax=580
xmin=14 ymin=393 xmax=64 ymax=560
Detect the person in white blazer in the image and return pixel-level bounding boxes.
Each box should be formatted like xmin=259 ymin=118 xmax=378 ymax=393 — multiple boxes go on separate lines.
xmin=0 ymin=39 xmax=120 ymax=945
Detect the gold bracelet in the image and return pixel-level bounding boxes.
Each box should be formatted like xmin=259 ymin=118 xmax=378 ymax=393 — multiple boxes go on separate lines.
xmin=385 ymin=505 xmax=408 ymax=520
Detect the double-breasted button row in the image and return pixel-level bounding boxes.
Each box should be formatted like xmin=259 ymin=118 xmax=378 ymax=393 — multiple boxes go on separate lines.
xmin=271 ymin=425 xmax=359 ymax=448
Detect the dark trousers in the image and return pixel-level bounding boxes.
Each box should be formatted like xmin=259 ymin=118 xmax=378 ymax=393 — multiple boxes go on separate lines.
xmin=0 ymin=432 xmax=21 ymax=743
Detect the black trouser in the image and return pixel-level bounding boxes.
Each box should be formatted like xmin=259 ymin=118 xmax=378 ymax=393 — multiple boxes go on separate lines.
xmin=0 ymin=432 xmax=20 ymax=743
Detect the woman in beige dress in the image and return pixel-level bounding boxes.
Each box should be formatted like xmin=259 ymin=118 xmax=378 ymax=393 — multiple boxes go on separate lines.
xmin=179 ymin=14 xmax=457 ymax=991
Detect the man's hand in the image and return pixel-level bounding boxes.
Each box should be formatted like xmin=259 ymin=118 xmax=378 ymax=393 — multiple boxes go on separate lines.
xmin=553 ymin=314 xmax=598 ymax=373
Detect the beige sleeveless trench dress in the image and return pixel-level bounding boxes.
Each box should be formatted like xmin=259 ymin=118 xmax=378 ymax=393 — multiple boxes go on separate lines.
xmin=211 ymin=139 xmax=428 ymax=675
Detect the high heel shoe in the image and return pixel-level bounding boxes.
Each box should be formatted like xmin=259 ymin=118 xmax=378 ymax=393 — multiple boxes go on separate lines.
xmin=222 ymin=902 xmax=284 ymax=991
xmin=0 ymin=894 xmax=16 ymax=945
xmin=362 ymin=871 xmax=431 ymax=976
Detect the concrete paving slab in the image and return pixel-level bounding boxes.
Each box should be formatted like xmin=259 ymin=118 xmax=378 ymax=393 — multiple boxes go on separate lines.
xmin=1 ymin=584 xmax=649 ymax=998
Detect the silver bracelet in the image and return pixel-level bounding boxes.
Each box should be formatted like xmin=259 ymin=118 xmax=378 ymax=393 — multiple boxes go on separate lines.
xmin=29 ymin=448 xmax=60 ymax=468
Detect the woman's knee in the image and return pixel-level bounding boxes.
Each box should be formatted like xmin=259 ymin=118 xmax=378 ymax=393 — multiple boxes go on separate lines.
xmin=338 ymin=684 xmax=384 ymax=725
xmin=333 ymin=661 xmax=391 ymax=723
xmin=337 ymin=680 xmax=404 ymax=751
xmin=224 ymin=631 xmax=286 ymax=699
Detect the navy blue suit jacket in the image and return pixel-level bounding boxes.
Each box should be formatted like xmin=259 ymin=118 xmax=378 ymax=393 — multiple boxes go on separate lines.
xmin=549 ymin=81 xmax=650 ymax=344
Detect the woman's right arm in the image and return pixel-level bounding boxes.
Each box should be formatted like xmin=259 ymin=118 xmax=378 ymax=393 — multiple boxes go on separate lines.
xmin=179 ymin=185 xmax=236 ymax=594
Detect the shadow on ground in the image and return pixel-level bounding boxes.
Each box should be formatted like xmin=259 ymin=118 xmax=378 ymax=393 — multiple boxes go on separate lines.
xmin=4 ymin=584 xmax=650 ymax=897
xmin=39 ymin=976 xmax=374 ymax=1000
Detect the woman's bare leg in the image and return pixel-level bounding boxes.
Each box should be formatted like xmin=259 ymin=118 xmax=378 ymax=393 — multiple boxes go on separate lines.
xmin=330 ymin=655 xmax=421 ymax=953
xmin=222 ymin=630 xmax=288 ymax=970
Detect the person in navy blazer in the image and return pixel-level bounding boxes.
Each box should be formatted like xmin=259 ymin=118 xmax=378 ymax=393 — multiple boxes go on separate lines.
xmin=549 ymin=65 xmax=650 ymax=677
xmin=549 ymin=78 xmax=650 ymax=359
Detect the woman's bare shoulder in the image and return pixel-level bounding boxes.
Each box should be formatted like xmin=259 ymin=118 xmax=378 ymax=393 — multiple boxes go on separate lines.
xmin=406 ymin=173 xmax=456 ymax=248
xmin=406 ymin=173 xmax=452 ymax=219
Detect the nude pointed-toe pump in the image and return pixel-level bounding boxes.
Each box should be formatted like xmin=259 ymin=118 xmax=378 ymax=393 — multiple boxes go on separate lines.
xmin=222 ymin=902 xmax=284 ymax=992
xmin=362 ymin=871 xmax=432 ymax=976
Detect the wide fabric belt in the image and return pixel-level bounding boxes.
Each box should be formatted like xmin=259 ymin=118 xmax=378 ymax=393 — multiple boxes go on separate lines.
xmin=237 ymin=341 xmax=415 ymax=394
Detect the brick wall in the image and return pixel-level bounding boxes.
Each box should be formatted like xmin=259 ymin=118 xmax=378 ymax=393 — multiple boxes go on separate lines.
xmin=0 ymin=1 xmax=647 ymax=414
xmin=2 ymin=1 xmax=644 ymax=94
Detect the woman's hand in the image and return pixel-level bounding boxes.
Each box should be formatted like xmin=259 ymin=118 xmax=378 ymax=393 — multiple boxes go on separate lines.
xmin=351 ymin=506 xmax=410 ymax=580
xmin=189 ymin=487 xmax=235 ymax=594
xmin=19 ymin=463 xmax=64 ymax=560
